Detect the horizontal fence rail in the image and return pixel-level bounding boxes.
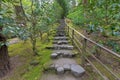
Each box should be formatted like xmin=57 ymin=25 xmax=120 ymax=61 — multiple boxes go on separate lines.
xmin=65 ymin=22 xmax=120 ymax=80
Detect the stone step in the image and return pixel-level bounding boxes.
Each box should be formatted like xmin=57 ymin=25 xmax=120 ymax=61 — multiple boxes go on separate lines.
xmin=56 ymin=30 xmax=65 ymax=32
xmin=56 ymin=67 xmax=64 ymax=74
xmin=51 ymin=53 xmax=58 ymax=59
xmin=55 ymin=34 xmax=66 ymax=37
xmin=53 ymin=41 xmax=69 ymax=45
xmin=49 ymin=64 xmax=85 ymax=77
xmin=46 ymin=45 xmax=74 ymax=50
xmin=54 ymin=37 xmax=69 ymax=40
xmin=63 ymin=64 xmax=71 ymax=71
xmin=71 ymin=64 xmax=85 ymax=77
xmin=54 ymin=45 xmax=74 ymax=50
xmin=50 ymin=52 xmax=77 ymax=59
xmin=56 ymin=28 xmax=65 ymax=30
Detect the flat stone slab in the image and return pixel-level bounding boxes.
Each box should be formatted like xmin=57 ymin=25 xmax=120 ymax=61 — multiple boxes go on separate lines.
xmin=46 ymin=45 xmax=74 ymax=50
xmin=56 ymin=33 xmax=66 ymax=36
xmin=57 ymin=41 xmax=68 ymax=45
xmin=55 ymin=64 xmax=60 ymax=69
xmin=71 ymin=64 xmax=85 ymax=77
xmin=54 ymin=37 xmax=68 ymax=40
xmin=51 ymin=53 xmax=58 ymax=59
xmin=56 ymin=52 xmax=62 ymax=56
xmin=57 ymin=41 xmax=63 ymax=45
xmin=53 ymin=45 xmax=74 ymax=50
xmin=56 ymin=67 xmax=64 ymax=74
xmin=63 ymin=53 xmax=69 ymax=57
xmin=53 ymin=58 xmax=77 ymax=65
xmin=63 ymin=64 xmax=71 ymax=71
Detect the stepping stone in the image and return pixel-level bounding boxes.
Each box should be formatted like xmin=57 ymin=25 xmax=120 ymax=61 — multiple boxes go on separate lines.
xmin=57 ymin=45 xmax=73 ymax=50
xmin=55 ymin=64 xmax=60 ymax=69
xmin=54 ymin=37 xmax=68 ymax=40
xmin=51 ymin=53 xmax=58 ymax=59
xmin=63 ymin=53 xmax=69 ymax=57
xmin=71 ymin=64 xmax=85 ymax=77
xmin=56 ymin=52 xmax=62 ymax=56
xmin=57 ymin=41 xmax=63 ymax=45
xmin=67 ymin=46 xmax=74 ymax=49
xmin=56 ymin=67 xmax=64 ymax=74
xmin=57 ymin=33 xmax=65 ymax=36
xmin=63 ymin=64 xmax=70 ymax=71
xmin=62 ymin=41 xmax=68 ymax=44
xmin=57 ymin=41 xmax=68 ymax=45
xmin=49 ymin=45 xmax=74 ymax=50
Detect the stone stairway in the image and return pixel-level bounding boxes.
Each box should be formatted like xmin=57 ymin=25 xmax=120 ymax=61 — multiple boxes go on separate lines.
xmin=41 ymin=20 xmax=85 ymax=80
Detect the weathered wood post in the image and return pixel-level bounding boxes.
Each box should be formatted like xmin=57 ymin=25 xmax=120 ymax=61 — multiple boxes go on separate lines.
xmin=72 ymin=29 xmax=74 ymax=45
xmin=95 ymin=47 xmax=101 ymax=59
xmin=67 ymin=26 xmax=69 ymax=36
xmin=81 ymin=38 xmax=87 ymax=65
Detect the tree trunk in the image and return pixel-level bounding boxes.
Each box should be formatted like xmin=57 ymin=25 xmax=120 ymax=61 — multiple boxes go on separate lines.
xmin=0 ymin=33 xmax=10 ymax=77
xmin=30 ymin=22 xmax=38 ymax=56
xmin=31 ymin=38 xmax=38 ymax=56
xmin=105 ymin=0 xmax=108 ymax=25
xmin=0 ymin=1 xmax=10 ymax=77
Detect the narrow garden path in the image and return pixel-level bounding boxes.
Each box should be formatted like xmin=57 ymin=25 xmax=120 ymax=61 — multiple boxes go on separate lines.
xmin=40 ymin=20 xmax=86 ymax=80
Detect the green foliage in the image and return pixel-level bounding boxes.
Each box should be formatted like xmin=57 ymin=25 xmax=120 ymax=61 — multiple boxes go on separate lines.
xmin=105 ymin=40 xmax=120 ymax=54
xmin=67 ymin=7 xmax=86 ymax=25
xmin=67 ymin=0 xmax=120 ymax=32
xmin=56 ymin=0 xmax=77 ymax=17
xmin=2 ymin=26 xmax=29 ymax=39
xmin=67 ymin=0 xmax=120 ymax=54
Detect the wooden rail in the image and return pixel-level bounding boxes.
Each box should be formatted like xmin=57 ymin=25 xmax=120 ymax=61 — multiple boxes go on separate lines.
xmin=65 ymin=23 xmax=120 ymax=80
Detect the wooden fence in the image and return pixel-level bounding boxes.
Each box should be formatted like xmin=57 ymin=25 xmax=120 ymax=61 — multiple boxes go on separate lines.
xmin=65 ymin=23 xmax=120 ymax=80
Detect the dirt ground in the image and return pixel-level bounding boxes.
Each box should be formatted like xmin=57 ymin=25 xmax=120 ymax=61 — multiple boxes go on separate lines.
xmin=1 ymin=55 xmax=22 ymax=80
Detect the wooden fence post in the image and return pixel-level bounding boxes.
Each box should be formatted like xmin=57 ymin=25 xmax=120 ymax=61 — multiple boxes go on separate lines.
xmin=72 ymin=29 xmax=74 ymax=45
xmin=68 ymin=26 xmax=69 ymax=36
xmin=81 ymin=38 xmax=87 ymax=65
xmin=95 ymin=47 xmax=101 ymax=59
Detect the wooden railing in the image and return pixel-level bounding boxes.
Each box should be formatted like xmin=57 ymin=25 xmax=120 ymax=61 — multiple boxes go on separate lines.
xmin=65 ymin=24 xmax=120 ymax=80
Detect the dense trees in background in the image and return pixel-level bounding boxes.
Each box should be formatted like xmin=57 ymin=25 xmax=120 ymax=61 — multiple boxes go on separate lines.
xmin=68 ymin=0 xmax=120 ymax=36
xmin=67 ymin=0 xmax=120 ymax=53
xmin=56 ymin=0 xmax=78 ymax=18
